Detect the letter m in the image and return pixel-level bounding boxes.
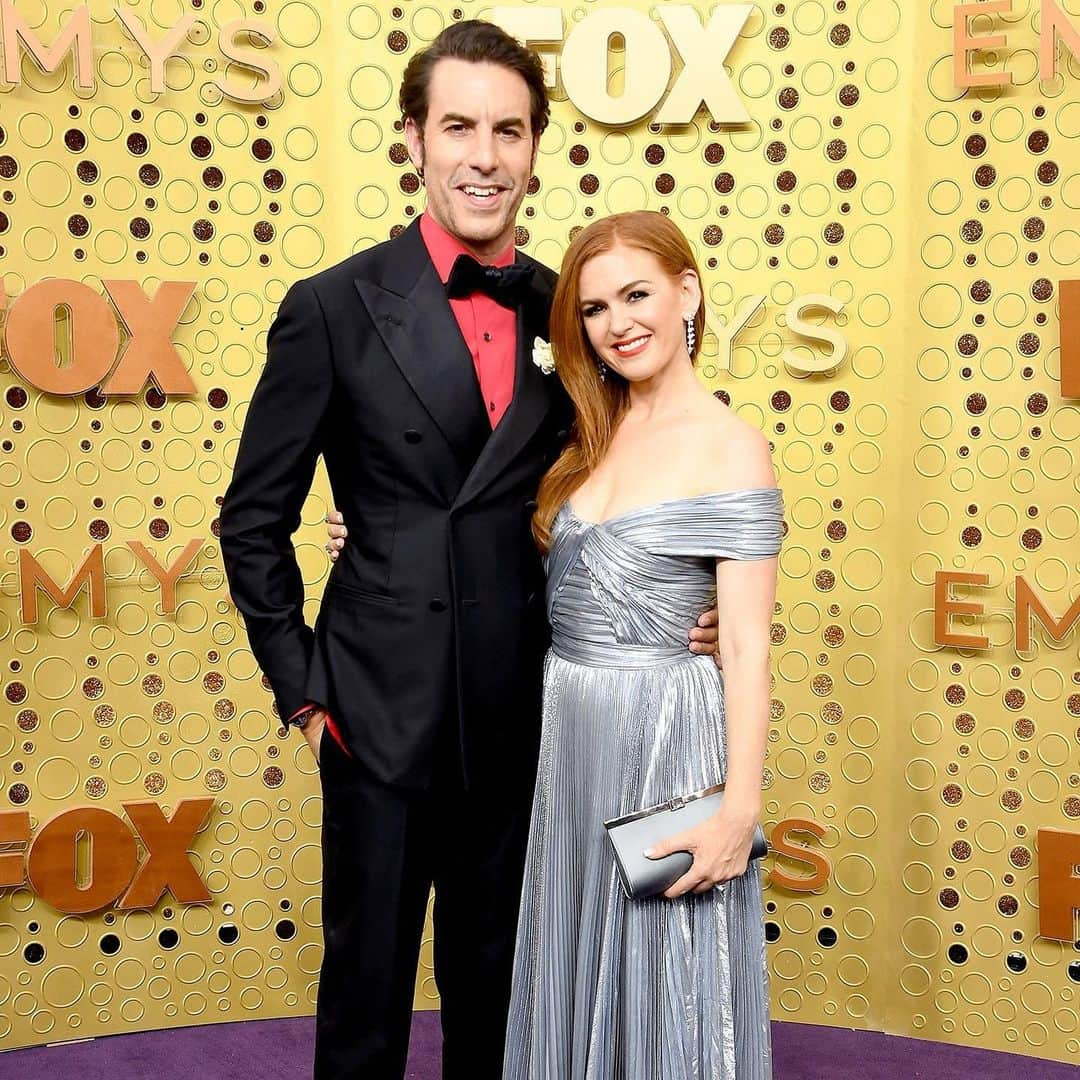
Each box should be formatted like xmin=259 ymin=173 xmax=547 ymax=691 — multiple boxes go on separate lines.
xmin=1 ymin=0 xmax=93 ymax=89
xmin=19 ymin=545 xmax=106 ymax=623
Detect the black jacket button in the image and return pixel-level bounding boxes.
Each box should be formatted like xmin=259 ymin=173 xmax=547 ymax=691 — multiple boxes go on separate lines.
xmin=429 ymin=598 xmax=447 ymax=612
xmin=404 ymin=429 xmax=422 ymax=444
xmin=555 ymin=429 xmax=568 ymax=441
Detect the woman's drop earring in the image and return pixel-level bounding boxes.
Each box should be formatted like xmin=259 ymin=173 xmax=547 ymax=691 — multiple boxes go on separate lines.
xmin=596 ymin=359 xmax=608 ymax=382
xmin=684 ymin=314 xmax=696 ymax=355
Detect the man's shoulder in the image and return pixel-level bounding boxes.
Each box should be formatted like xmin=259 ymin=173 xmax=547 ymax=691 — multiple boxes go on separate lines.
xmin=289 ymin=227 xmax=558 ymax=301
xmin=297 ymin=232 xmax=409 ymax=297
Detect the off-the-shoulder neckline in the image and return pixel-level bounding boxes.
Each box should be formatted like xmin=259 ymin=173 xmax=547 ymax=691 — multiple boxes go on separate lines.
xmin=564 ymin=486 xmax=783 ymax=529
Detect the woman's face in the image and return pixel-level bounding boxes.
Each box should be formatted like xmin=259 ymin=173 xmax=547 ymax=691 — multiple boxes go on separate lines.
xmin=576 ymin=242 xmax=700 ymax=383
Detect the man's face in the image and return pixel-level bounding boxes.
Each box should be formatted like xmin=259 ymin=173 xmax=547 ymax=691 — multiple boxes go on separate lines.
xmin=405 ymin=58 xmax=539 ymax=260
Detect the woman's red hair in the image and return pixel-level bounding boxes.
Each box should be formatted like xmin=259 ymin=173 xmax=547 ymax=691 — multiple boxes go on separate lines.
xmin=532 ymin=210 xmax=706 ymax=551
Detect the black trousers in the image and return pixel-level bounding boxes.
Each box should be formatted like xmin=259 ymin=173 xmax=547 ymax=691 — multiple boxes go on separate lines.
xmin=313 ymin=723 xmax=533 ymax=1079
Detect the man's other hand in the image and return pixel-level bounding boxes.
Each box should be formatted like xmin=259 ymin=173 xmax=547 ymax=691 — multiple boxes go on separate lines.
xmin=325 ymin=511 xmax=346 ymax=561
xmin=689 ymin=607 xmax=722 ymax=669
xmin=302 ymin=708 xmax=328 ymax=763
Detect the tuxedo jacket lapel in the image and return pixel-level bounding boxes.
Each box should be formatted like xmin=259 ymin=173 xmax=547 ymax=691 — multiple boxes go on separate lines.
xmin=353 ymin=221 xmax=490 ymax=475
xmin=454 ymin=260 xmax=557 ymax=508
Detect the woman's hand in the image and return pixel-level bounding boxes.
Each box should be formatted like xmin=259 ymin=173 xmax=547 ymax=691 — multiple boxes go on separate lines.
xmin=324 ymin=510 xmax=346 ymax=561
xmin=644 ymin=802 xmax=761 ymax=898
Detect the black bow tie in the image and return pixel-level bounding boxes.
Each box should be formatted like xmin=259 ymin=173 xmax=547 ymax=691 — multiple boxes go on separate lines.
xmin=445 ymin=254 xmax=534 ymax=309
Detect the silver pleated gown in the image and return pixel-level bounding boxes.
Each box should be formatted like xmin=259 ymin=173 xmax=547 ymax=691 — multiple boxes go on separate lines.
xmin=503 ymin=487 xmax=785 ymax=1080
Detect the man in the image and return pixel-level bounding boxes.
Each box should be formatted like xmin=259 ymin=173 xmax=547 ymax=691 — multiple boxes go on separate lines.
xmin=220 ymin=19 xmax=717 ymax=1079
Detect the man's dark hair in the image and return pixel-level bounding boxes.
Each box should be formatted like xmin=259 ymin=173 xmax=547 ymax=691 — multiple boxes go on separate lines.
xmin=399 ymin=19 xmax=550 ymax=138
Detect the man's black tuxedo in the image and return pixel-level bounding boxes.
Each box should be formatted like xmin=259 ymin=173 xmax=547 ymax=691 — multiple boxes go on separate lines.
xmin=220 ymin=218 xmax=569 ymax=790
xmin=219 ymin=218 xmax=570 ymax=1078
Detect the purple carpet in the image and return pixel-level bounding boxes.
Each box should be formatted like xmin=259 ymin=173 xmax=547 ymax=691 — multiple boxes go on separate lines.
xmin=3 ymin=1012 xmax=1075 ymax=1079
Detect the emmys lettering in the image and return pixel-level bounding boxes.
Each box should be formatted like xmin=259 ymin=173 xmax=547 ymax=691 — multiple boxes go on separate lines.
xmin=1 ymin=279 xmax=196 ymax=397
xmin=18 ymin=539 xmax=206 ymax=623
xmin=0 ymin=799 xmax=214 ymax=915
xmin=681 ymin=293 xmax=849 ymax=376
xmin=952 ymin=0 xmax=1080 ymax=87
xmin=0 ymin=0 xmax=282 ymax=103
xmin=933 ymin=571 xmax=1080 ymax=651
xmin=770 ymin=819 xmax=832 ymax=893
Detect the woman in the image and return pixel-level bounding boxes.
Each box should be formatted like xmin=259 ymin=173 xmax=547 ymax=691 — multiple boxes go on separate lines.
xmin=328 ymin=210 xmax=782 ymax=1078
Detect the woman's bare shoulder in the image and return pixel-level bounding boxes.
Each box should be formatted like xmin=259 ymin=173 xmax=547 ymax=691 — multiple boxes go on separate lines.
xmin=692 ymin=396 xmax=777 ymax=491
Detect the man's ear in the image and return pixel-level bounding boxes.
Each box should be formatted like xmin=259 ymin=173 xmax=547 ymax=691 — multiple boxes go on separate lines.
xmin=404 ymin=116 xmax=425 ymax=175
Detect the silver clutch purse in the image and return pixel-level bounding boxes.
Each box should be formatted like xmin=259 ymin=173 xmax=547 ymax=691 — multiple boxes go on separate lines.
xmin=603 ymin=783 xmax=768 ymax=900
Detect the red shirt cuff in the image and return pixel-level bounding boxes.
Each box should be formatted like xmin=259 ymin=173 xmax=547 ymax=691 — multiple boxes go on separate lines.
xmin=324 ymin=713 xmax=351 ymax=757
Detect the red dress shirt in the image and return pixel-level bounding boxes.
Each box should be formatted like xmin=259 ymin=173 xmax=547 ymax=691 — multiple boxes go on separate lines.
xmin=419 ymin=210 xmax=518 ymax=428
xmin=294 ymin=215 xmax=520 ymax=753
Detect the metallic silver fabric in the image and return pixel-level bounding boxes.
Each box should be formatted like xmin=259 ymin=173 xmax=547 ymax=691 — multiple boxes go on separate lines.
xmin=504 ymin=487 xmax=785 ymax=1080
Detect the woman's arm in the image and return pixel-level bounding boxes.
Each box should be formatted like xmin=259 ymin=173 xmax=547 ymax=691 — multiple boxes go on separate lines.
xmin=645 ymin=423 xmax=781 ymax=896
xmin=713 ymin=553 xmax=778 ymax=814
xmin=645 ymin=554 xmax=778 ymax=898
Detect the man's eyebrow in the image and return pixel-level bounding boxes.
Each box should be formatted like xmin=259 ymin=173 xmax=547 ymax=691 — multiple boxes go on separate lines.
xmin=579 ymin=279 xmax=653 ymax=305
xmin=438 ymin=113 xmax=527 ymax=129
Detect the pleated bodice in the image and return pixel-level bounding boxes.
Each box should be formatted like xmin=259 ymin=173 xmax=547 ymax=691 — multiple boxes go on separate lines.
xmin=545 ymin=488 xmax=785 ymax=667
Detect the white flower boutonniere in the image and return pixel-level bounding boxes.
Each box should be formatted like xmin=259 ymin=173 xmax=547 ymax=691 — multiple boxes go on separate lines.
xmin=532 ymin=336 xmax=555 ymax=375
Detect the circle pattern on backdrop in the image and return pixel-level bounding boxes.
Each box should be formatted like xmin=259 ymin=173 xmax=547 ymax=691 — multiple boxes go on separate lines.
xmin=0 ymin=0 xmax=1075 ymax=1066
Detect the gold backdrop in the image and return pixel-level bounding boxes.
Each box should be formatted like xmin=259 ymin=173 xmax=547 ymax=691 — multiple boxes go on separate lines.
xmin=0 ymin=0 xmax=1078 ymax=1065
